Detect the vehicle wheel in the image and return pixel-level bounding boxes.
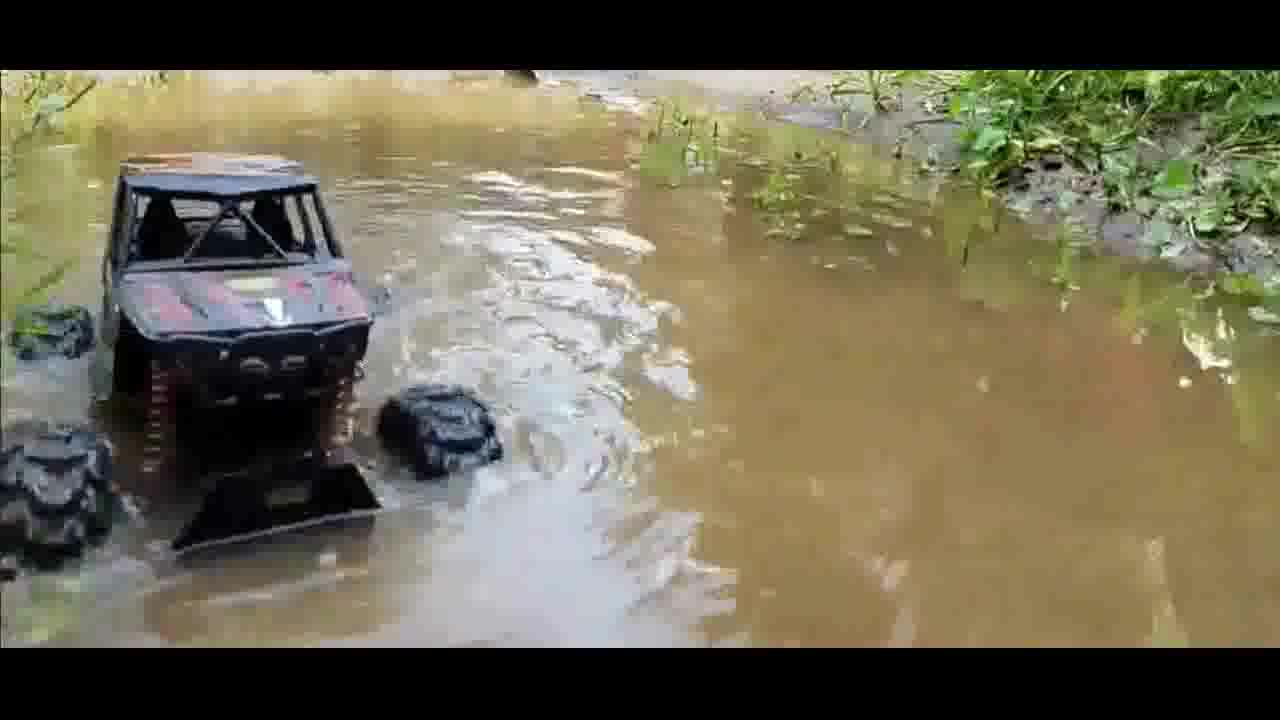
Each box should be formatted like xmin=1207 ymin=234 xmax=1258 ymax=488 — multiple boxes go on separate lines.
xmin=376 ymin=384 xmax=503 ymax=480
xmin=6 ymin=303 xmax=96 ymax=361
xmin=0 ymin=419 xmax=118 ymax=572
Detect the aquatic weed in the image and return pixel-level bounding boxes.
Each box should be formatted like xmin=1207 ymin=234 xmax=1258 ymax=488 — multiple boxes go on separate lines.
xmin=793 ymin=71 xmax=960 ymax=118
xmin=636 ymin=101 xmax=722 ymax=188
xmin=943 ymin=71 xmax=1280 ymax=236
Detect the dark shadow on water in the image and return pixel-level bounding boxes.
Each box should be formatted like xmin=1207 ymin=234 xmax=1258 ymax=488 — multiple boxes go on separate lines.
xmin=171 ymin=461 xmax=381 ymax=553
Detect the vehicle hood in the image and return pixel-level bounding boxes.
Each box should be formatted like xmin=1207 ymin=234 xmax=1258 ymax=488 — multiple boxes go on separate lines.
xmin=118 ymin=265 xmax=372 ymax=338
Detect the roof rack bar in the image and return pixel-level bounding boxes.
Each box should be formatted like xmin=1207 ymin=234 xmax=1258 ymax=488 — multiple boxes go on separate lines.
xmin=120 ymin=152 xmax=304 ymax=177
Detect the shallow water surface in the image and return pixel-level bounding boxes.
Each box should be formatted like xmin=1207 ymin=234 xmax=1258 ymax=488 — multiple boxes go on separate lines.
xmin=3 ymin=75 xmax=1278 ymax=647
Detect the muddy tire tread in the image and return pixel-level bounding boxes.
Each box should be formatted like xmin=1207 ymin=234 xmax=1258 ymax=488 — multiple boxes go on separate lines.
xmin=377 ymin=383 xmax=503 ymax=480
xmin=0 ymin=420 xmax=118 ymax=572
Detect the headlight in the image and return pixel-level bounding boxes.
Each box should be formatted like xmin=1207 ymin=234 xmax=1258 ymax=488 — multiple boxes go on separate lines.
xmin=239 ymin=356 xmax=271 ymax=377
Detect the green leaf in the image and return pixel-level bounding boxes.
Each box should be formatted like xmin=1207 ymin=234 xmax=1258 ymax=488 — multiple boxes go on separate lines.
xmin=1151 ymin=157 xmax=1195 ymax=199
xmin=1253 ymin=98 xmax=1280 ymax=117
xmin=971 ymin=126 xmax=1008 ymax=155
xmin=1028 ymin=135 xmax=1062 ymax=152
xmin=1164 ymin=157 xmax=1195 ymax=188
xmin=1193 ymin=202 xmax=1224 ymax=234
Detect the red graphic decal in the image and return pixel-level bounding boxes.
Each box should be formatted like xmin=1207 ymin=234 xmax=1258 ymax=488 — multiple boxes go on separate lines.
xmin=327 ymin=272 xmax=369 ymax=318
xmin=139 ymin=282 xmax=196 ymax=329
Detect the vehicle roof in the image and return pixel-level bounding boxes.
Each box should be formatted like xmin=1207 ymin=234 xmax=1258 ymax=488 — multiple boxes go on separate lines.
xmin=120 ymin=153 xmax=318 ymax=198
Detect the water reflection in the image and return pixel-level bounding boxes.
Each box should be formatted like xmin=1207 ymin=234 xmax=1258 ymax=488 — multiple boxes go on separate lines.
xmin=2 ymin=73 xmax=1278 ymax=647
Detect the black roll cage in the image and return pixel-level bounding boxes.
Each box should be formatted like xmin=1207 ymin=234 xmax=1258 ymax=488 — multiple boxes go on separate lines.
xmin=182 ymin=197 xmax=291 ymax=262
xmin=112 ymin=181 xmax=348 ymax=273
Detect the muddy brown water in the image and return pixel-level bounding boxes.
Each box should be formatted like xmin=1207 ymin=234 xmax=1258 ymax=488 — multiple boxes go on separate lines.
xmin=3 ymin=75 xmax=1279 ymax=647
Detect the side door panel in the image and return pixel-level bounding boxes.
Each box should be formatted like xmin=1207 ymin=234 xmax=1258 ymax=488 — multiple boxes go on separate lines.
xmin=91 ymin=181 xmax=127 ymax=400
xmin=100 ymin=180 xmax=128 ymax=347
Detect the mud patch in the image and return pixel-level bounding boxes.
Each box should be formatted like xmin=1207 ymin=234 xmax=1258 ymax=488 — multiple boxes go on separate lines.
xmin=503 ymin=70 xmax=538 ymax=87
xmin=1223 ymin=234 xmax=1280 ymax=282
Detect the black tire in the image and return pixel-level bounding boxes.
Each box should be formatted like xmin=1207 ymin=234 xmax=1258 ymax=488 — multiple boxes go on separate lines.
xmin=376 ymin=384 xmax=503 ymax=480
xmin=0 ymin=420 xmax=117 ymax=572
xmin=6 ymin=303 xmax=96 ymax=362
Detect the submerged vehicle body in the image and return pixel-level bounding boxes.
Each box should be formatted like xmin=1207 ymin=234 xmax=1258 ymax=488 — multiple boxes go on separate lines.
xmin=89 ymin=153 xmax=382 ymax=550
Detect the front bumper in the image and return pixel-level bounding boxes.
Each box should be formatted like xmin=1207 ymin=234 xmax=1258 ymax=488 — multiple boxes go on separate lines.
xmin=149 ymin=319 xmax=371 ymax=406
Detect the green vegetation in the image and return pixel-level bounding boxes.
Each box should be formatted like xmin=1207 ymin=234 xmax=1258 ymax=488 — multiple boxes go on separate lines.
xmin=944 ymin=71 xmax=1280 ymax=312
xmin=945 ymin=71 xmax=1278 ymax=235
xmin=791 ymin=71 xmax=963 ymax=129
xmin=2 ymin=71 xmax=101 ymax=321
xmin=805 ymin=71 xmax=1280 ymax=238
xmin=827 ymin=70 xmax=960 ymax=113
xmin=945 ymin=72 xmax=1276 ymax=197
xmin=793 ymin=70 xmax=1280 ymax=305
xmin=635 ymin=100 xmax=724 ymax=187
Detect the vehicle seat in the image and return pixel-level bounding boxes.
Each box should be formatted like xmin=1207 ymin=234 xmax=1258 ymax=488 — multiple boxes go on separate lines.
xmin=136 ymin=196 xmax=189 ymax=260
xmin=197 ymin=223 xmax=250 ymax=258
xmin=250 ymin=196 xmax=296 ymax=253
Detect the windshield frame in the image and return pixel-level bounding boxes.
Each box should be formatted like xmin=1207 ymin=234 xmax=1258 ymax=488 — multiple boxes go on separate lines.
xmin=120 ymin=187 xmax=339 ymax=272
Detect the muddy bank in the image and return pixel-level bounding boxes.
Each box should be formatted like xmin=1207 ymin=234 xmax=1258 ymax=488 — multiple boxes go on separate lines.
xmin=583 ymin=71 xmax=1279 ymax=289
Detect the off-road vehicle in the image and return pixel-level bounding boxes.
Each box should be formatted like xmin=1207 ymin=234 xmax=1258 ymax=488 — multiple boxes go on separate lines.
xmin=92 ymin=153 xmax=383 ymax=549
xmin=2 ymin=153 xmax=502 ymax=575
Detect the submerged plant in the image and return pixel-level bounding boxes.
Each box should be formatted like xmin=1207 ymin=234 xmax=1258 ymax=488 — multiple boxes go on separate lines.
xmin=637 ymin=101 xmax=721 ymax=187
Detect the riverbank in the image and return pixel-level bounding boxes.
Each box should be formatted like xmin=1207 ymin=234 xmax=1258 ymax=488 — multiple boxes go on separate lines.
xmin=588 ymin=70 xmax=1279 ymax=307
